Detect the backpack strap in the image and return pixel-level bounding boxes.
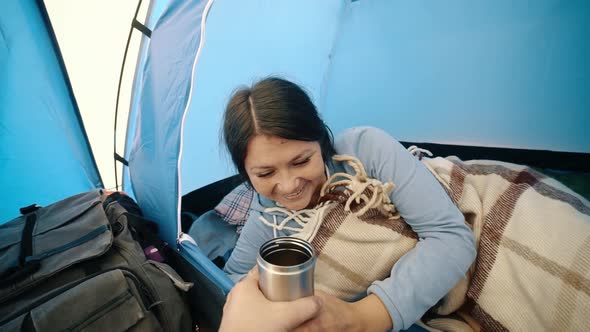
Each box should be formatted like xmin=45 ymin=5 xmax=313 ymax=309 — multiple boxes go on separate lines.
xmin=19 ymin=203 xmax=41 ymax=215
xmin=0 ymin=212 xmax=42 ymax=287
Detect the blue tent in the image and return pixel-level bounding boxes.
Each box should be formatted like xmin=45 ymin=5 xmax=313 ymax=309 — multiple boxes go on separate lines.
xmin=2 ymin=0 xmax=589 ymax=329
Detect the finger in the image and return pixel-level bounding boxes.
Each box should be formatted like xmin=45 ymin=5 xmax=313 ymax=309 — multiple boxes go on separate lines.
xmin=234 ymin=268 xmax=259 ymax=290
xmin=247 ymin=266 xmax=259 ymax=279
xmin=279 ymin=296 xmax=323 ymax=329
xmin=240 ymin=268 xmax=259 ymax=288
xmin=233 ymin=270 xmax=263 ymax=298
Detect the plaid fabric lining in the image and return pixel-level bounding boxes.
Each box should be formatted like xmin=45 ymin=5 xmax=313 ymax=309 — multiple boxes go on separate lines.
xmin=214 ymin=183 xmax=254 ymax=233
xmin=422 ymin=156 xmax=590 ymax=331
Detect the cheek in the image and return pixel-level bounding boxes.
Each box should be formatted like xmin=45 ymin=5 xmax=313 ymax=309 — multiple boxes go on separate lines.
xmin=298 ymin=161 xmax=325 ymax=185
xmin=249 ymin=177 xmax=272 ymax=196
xmin=310 ymin=158 xmax=326 ymax=181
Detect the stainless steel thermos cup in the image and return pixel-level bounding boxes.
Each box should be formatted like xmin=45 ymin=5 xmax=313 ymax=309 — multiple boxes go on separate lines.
xmin=257 ymin=236 xmax=316 ymax=301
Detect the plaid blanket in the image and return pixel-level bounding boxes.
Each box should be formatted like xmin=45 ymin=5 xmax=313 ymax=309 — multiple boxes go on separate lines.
xmin=260 ymin=155 xmax=420 ymax=300
xmin=421 ymin=156 xmax=590 ymax=331
xmin=214 ymin=183 xmax=253 ymax=233
xmin=260 ymin=154 xmax=590 ymax=331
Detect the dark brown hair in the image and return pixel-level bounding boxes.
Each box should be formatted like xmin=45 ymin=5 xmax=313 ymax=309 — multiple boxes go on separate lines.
xmin=222 ymin=77 xmax=335 ymax=183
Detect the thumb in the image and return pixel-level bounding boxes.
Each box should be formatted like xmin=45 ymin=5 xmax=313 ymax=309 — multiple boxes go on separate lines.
xmin=279 ymin=296 xmax=323 ymax=329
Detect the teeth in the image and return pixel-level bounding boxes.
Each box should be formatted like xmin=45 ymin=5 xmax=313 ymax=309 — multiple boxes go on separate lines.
xmin=286 ymin=186 xmax=304 ymax=199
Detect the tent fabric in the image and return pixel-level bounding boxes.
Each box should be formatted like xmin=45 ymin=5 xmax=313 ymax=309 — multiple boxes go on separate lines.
xmin=322 ymin=0 xmax=590 ymax=152
xmin=128 ymin=0 xmax=211 ymax=247
xmin=123 ymin=0 xmax=171 ymax=199
xmin=172 ymin=0 xmax=590 ymax=217
xmin=179 ymin=233 xmax=234 ymax=294
xmin=126 ymin=0 xmax=590 ymax=251
xmin=1 ymin=0 xmax=589 ymax=327
xmin=180 ymin=0 xmax=344 ymax=192
xmin=0 ymin=0 xmax=101 ymax=223
xmin=1 ymin=0 xmax=589 ymax=300
xmin=42 ymin=0 xmax=149 ymax=193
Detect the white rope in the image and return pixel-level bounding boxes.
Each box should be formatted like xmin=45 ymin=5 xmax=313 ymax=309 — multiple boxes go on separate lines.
xmin=260 ymin=154 xmax=401 ymax=235
xmin=407 ymin=145 xmax=433 ymax=159
xmin=259 ymin=207 xmax=316 ymax=235
xmin=321 ymin=155 xmax=400 ymax=219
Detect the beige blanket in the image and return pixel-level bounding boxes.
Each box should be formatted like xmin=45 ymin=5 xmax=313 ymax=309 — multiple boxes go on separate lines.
xmin=262 ymin=154 xmax=590 ymax=331
xmin=422 ymin=156 xmax=590 ymax=331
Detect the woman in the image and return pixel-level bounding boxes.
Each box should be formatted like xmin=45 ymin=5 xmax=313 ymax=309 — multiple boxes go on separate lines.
xmin=221 ymin=77 xmax=476 ymax=331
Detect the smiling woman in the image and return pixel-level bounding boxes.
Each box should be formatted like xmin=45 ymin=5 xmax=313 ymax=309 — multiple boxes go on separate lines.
xmin=244 ymin=136 xmax=325 ymax=210
xmin=222 ymin=77 xmax=336 ymax=211
xmin=219 ymin=77 xmax=477 ymax=332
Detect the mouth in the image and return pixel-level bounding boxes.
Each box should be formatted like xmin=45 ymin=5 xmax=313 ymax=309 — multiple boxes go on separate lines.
xmin=284 ymin=183 xmax=307 ymax=200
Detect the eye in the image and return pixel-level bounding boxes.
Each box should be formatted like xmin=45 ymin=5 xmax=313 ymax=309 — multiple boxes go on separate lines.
xmin=293 ymin=158 xmax=311 ymax=166
xmin=256 ymin=171 xmax=274 ymax=178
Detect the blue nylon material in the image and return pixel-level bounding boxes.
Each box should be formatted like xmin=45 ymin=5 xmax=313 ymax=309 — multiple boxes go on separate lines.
xmin=128 ymin=0 xmax=208 ymax=247
xmin=0 ymin=0 xmax=101 ymax=223
xmin=323 ymin=0 xmax=590 ymax=153
xmin=180 ymin=0 xmax=343 ymax=192
xmin=180 ymin=240 xmax=233 ymax=294
xmin=123 ymin=0 xmax=171 ymax=199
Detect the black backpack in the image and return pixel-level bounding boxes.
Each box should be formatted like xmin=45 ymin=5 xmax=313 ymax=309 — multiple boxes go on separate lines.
xmin=0 ymin=190 xmax=193 ymax=332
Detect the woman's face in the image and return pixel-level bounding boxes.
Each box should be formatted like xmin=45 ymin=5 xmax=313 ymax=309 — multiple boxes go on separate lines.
xmin=244 ymin=135 xmax=326 ymax=210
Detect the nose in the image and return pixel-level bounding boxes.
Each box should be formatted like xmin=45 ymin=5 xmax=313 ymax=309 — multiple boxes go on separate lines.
xmin=276 ymin=171 xmax=298 ymax=194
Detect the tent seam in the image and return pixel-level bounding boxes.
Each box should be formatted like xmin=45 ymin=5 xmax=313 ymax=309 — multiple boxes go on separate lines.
xmin=176 ymin=0 xmax=215 ymax=247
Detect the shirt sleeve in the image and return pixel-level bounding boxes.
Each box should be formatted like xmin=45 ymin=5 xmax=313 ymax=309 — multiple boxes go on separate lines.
xmin=223 ymin=194 xmax=276 ymax=283
xmin=334 ymin=126 xmax=477 ymax=331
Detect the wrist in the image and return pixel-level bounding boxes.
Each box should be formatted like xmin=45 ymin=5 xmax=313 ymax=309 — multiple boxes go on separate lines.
xmin=352 ymin=294 xmax=393 ymax=331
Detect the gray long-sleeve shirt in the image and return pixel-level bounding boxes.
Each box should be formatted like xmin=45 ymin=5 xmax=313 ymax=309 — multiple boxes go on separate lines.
xmin=224 ymin=126 xmax=476 ymax=331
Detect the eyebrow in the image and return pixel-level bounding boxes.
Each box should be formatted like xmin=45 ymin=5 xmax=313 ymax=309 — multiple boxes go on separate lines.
xmin=249 ymin=150 xmax=315 ymax=171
